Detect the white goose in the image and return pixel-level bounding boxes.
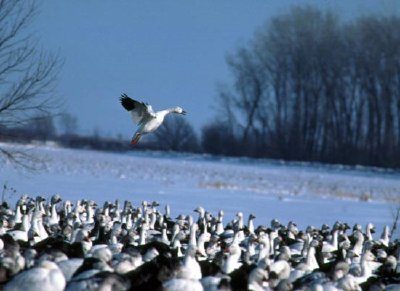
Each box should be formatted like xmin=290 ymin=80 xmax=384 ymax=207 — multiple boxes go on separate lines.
xmin=7 ymin=210 xmax=30 ymax=242
xmin=47 ymin=194 xmax=62 ymax=226
xmin=379 ymin=225 xmax=390 ymax=247
xmin=222 ymin=233 xmax=242 ymax=274
xmin=4 ymin=260 xmax=66 ymax=291
xmin=365 ymin=222 xmax=375 ymax=241
xmin=28 ymin=208 xmax=48 ymax=243
xmin=352 ymin=230 xmax=365 ymax=257
xmin=215 ymin=210 xmax=225 ymax=235
xmin=179 ymin=245 xmax=202 ymax=280
xmin=120 ymin=93 xmax=186 ymax=145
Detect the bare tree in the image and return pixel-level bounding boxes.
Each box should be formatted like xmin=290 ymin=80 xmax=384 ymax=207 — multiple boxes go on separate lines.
xmin=0 ymin=1 xmax=62 ymax=169
xmin=31 ymin=114 xmax=56 ymax=141
xmin=390 ymin=205 xmax=400 ymax=239
xmin=152 ymin=115 xmax=199 ymax=152
xmin=59 ymin=112 xmax=78 ymax=135
xmin=201 ymin=120 xmax=240 ymax=156
xmin=211 ymin=6 xmax=400 ymax=167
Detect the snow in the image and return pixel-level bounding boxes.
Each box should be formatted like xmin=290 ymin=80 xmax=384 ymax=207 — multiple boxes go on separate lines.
xmin=1 ymin=142 xmax=399 ymax=238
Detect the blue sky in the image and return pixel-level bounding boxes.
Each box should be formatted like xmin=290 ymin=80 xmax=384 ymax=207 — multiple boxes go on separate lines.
xmin=34 ymin=0 xmax=398 ymax=138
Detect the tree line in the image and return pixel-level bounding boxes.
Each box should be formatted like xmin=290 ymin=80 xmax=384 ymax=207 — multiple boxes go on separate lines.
xmin=202 ymin=6 xmax=400 ymax=168
xmin=0 ymin=113 xmax=198 ymax=153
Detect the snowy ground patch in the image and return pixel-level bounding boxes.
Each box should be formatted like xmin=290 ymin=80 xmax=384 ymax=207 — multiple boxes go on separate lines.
xmin=1 ymin=143 xmax=399 ymax=238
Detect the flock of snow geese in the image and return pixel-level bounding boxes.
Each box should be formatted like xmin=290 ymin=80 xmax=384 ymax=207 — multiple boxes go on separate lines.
xmin=0 ymin=194 xmax=398 ymax=290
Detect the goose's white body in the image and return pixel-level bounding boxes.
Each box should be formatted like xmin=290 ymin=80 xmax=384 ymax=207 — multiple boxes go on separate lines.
xmin=180 ymin=245 xmax=202 ymax=280
xmin=222 ymin=239 xmax=242 ymax=274
xmin=163 ymin=278 xmax=203 ymax=291
xmin=4 ymin=261 xmax=66 ymax=291
xmin=57 ymin=258 xmax=84 ymax=281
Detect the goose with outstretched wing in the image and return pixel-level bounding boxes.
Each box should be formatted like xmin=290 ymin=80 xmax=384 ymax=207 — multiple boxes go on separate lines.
xmin=119 ymin=93 xmax=186 ymax=145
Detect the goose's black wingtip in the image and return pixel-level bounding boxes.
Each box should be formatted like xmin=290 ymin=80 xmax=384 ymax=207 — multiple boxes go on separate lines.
xmin=120 ymin=93 xmax=129 ymax=102
xmin=120 ymin=93 xmax=136 ymax=111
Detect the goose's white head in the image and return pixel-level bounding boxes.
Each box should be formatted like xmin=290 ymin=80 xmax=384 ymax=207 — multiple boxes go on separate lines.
xmin=174 ymin=106 xmax=186 ymax=115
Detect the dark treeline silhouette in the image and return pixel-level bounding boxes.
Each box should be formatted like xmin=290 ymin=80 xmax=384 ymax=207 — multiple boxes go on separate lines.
xmin=202 ymin=6 xmax=400 ymax=168
xmin=0 ymin=114 xmax=130 ymax=152
xmin=0 ymin=114 xmax=198 ymax=153
xmin=149 ymin=115 xmax=200 ymax=152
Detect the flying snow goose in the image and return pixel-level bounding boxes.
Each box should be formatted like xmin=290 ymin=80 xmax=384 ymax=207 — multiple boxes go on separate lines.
xmin=119 ymin=93 xmax=186 ymax=145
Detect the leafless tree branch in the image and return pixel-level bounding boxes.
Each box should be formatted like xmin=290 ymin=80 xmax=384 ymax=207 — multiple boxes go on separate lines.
xmin=390 ymin=205 xmax=400 ymax=239
xmin=152 ymin=115 xmax=199 ymax=152
xmin=0 ymin=144 xmax=46 ymax=172
xmin=0 ymin=1 xmax=63 ymax=170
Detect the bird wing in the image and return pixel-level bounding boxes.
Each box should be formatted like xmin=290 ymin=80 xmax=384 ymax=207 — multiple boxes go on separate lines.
xmin=120 ymin=94 xmax=156 ymax=125
xmin=144 ymin=103 xmax=155 ymax=115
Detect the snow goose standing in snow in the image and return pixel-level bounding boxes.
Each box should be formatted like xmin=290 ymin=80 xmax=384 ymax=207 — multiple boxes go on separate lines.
xmin=0 ymin=234 xmax=26 ymax=280
xmin=365 ymin=222 xmax=376 ymax=242
xmin=215 ymin=210 xmax=225 ymax=235
xmin=222 ymin=233 xmax=242 ymax=274
xmin=162 ymin=245 xmax=203 ymax=291
xmin=180 ymin=245 xmax=202 ymax=280
xmin=46 ymin=194 xmax=62 ymax=227
xmin=119 ymin=93 xmax=186 ymax=145
xmin=28 ymin=208 xmax=48 ymax=243
xmin=4 ymin=260 xmax=66 ymax=291
xmin=379 ymin=225 xmax=390 ymax=247
xmin=188 ymin=222 xmax=199 ymax=248
xmin=163 ymin=277 xmax=203 ymax=291
xmin=351 ymin=248 xmax=380 ymax=285
xmin=194 ymin=206 xmax=205 ymax=231
xmin=7 ymin=210 xmax=30 ymax=242
xmin=247 ymin=267 xmax=269 ymax=291
xmin=305 ymin=239 xmax=320 ymax=272
xmin=268 ymin=259 xmax=291 ymax=288
xmin=247 ymin=214 xmax=256 ymax=235
xmin=256 ymin=231 xmax=271 ymax=264
xmin=197 ymin=231 xmax=210 ymax=260
xmin=12 ymin=197 xmax=24 ymax=225
xmin=322 ymin=226 xmax=339 ymax=254
xmin=57 ymin=258 xmax=84 ymax=282
xmin=352 ymin=230 xmax=364 ymax=258
xmin=233 ymin=212 xmax=245 ymax=243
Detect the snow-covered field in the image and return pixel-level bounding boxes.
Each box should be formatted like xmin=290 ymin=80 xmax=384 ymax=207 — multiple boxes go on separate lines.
xmin=1 ymin=143 xmax=399 ymax=238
